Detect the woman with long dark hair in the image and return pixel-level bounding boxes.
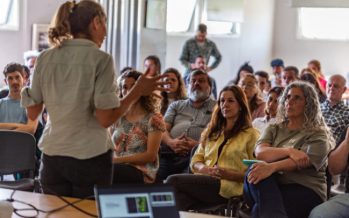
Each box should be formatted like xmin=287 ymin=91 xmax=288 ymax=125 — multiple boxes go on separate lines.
xmin=166 ymin=85 xmax=259 ymax=211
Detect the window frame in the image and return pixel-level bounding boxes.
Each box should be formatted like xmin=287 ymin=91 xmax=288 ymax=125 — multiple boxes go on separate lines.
xmin=166 ymin=0 xmax=241 ymax=37
xmin=297 ymin=7 xmax=349 ymax=41
xmin=0 ymin=0 xmax=19 ymax=31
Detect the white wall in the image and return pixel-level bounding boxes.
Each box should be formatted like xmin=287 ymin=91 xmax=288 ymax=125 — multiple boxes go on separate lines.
xmin=165 ymin=0 xmax=275 ymax=93
xmin=0 ymin=0 xmax=66 ymax=85
xmin=273 ymin=0 xmax=349 ymax=77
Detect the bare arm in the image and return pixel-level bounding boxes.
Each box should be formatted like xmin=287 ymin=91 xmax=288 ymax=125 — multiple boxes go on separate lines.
xmin=255 ymin=142 xmax=291 ymax=162
xmin=328 ymin=128 xmax=349 ymax=175
xmin=255 ymin=142 xmax=310 ymax=169
xmin=161 ymin=122 xmax=173 ymax=145
xmin=26 ymin=103 xmax=44 ymax=121
xmin=248 ymin=158 xmax=302 ymax=184
xmin=216 ymin=167 xmax=245 ymax=182
xmin=113 ymin=130 xmax=162 ymax=165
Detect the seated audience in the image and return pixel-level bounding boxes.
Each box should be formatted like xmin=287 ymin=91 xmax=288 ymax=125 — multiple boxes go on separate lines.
xmin=166 ymin=85 xmax=259 ymax=211
xmin=112 ymin=71 xmax=166 ymax=184
xmin=0 ymin=63 xmax=38 ymax=133
xmin=187 ymin=55 xmax=218 ymax=99
xmin=160 ymin=68 xmax=186 ymax=115
xmin=244 ymin=81 xmax=333 ymax=218
xmin=308 ymin=59 xmax=327 ymax=90
xmin=238 ymin=74 xmax=266 ymax=120
xmin=228 ymin=62 xmax=254 ymax=85
xmin=300 ymin=71 xmax=326 ymax=103
xmin=309 ymin=128 xmax=349 ymax=218
xmin=282 ymin=66 xmax=299 ymax=87
xmin=254 ymin=70 xmax=270 ymax=101
xmin=252 ymin=86 xmax=284 ymax=134
xmin=320 ymin=74 xmax=349 ymax=197
xmin=0 ymin=64 xmax=31 ymax=99
xmin=157 ymin=69 xmax=216 ymax=182
xmin=320 ymin=74 xmax=349 ymax=145
xmin=144 ymin=55 xmax=161 ymax=77
xmin=270 ymin=58 xmax=284 ymax=87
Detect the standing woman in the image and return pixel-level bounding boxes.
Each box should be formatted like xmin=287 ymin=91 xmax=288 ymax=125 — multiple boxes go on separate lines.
xmin=21 ymin=0 xmax=165 ymax=198
xmin=166 ymin=85 xmax=259 ymax=211
xmin=160 ymin=68 xmax=187 ymax=115
xmin=112 ymin=71 xmax=165 ymax=184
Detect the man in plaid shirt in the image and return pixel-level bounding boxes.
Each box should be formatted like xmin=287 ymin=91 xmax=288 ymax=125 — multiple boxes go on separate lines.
xmin=320 ymin=74 xmax=349 ymax=145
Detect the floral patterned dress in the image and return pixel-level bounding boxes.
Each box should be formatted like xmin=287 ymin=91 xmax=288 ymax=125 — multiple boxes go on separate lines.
xmin=112 ymin=113 xmax=165 ymax=183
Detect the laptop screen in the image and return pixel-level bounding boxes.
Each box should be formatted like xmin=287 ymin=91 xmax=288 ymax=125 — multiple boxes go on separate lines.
xmin=94 ymin=184 xmax=180 ymax=218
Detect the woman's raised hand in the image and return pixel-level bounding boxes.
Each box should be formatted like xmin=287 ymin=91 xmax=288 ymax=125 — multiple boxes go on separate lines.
xmin=134 ymin=68 xmax=170 ymax=96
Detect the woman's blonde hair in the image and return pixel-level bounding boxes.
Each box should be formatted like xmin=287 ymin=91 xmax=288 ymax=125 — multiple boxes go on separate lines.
xmin=49 ymin=0 xmax=106 ymax=47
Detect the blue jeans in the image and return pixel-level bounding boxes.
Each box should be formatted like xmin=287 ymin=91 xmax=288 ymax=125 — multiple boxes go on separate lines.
xmin=309 ymin=193 xmax=349 ymax=218
xmin=244 ymin=168 xmax=323 ymax=218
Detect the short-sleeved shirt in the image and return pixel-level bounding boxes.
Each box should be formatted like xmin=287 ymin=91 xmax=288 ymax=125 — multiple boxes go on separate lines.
xmin=164 ymin=98 xmax=216 ymax=141
xmin=257 ymin=123 xmax=331 ymax=201
xmin=320 ymin=100 xmax=349 ymax=145
xmin=21 ymin=39 xmax=120 ymax=159
xmin=0 ymin=97 xmax=27 ymax=124
xmin=112 ymin=113 xmax=166 ymax=183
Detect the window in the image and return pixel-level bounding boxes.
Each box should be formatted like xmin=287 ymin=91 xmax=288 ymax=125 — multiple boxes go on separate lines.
xmin=299 ymin=8 xmax=349 ymax=40
xmin=166 ymin=0 xmax=242 ymax=35
xmin=0 ymin=0 xmax=19 ymax=31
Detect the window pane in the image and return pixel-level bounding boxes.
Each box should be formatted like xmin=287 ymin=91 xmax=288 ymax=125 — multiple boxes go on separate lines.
xmin=166 ymin=0 xmax=196 ymax=32
xmin=205 ymin=21 xmax=236 ymax=35
xmin=0 ymin=0 xmax=19 ymax=30
xmin=299 ymin=8 xmax=349 ymax=40
xmin=0 ymin=0 xmax=12 ymax=24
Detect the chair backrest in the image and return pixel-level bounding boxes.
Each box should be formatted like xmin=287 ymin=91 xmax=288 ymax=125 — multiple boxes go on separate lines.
xmin=0 ymin=130 xmax=36 ymax=176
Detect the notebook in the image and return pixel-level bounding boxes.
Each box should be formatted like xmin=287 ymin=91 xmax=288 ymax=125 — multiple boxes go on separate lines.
xmin=94 ymin=184 xmax=180 ymax=218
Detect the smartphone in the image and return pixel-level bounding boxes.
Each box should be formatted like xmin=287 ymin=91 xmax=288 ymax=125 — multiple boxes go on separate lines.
xmin=242 ymin=159 xmax=264 ymax=166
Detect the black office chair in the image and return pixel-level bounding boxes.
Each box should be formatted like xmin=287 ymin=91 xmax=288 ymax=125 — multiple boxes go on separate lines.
xmin=0 ymin=130 xmax=37 ymax=191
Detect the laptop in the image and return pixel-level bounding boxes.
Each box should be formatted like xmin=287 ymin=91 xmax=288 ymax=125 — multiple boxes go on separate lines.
xmin=94 ymin=184 xmax=180 ymax=218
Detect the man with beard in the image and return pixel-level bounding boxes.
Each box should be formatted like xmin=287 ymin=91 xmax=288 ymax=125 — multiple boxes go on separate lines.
xmin=156 ymin=70 xmax=216 ymax=182
xmin=0 ymin=63 xmax=38 ymax=134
